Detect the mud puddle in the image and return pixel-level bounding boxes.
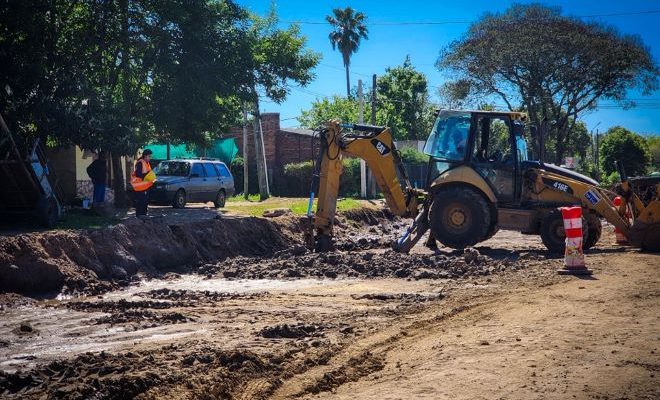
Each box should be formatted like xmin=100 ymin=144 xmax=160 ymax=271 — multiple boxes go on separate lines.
xmin=1 ymin=276 xmax=351 ymax=373
xmin=104 ymin=275 xmax=347 ymax=299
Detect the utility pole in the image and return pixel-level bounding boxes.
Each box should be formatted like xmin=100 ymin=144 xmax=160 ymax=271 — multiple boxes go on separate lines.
xmin=371 ymin=74 xmax=377 ymax=126
xmin=358 ymin=79 xmax=367 ymax=198
xmin=242 ymin=104 xmax=249 ymax=199
xmin=594 ymin=129 xmax=600 ymax=181
xmin=368 ymin=74 xmax=377 ymax=197
xmin=252 ymin=103 xmax=270 ymax=200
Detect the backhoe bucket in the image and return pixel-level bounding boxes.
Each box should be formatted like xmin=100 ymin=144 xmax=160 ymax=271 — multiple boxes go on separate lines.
xmin=627 ymin=220 xmax=660 ymax=252
xmin=622 ymin=175 xmax=660 ymax=252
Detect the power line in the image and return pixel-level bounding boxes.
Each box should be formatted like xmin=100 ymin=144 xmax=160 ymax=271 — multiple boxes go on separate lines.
xmin=282 ymin=10 xmax=660 ymax=26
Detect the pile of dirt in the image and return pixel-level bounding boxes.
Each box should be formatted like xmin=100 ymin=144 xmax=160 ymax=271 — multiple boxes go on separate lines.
xmin=199 ymin=247 xmax=524 ymax=281
xmin=0 ymin=345 xmax=274 ymax=399
xmin=0 ymin=216 xmax=291 ymax=296
xmin=333 ymin=207 xmax=405 ymax=251
xmin=260 ymin=323 xmax=327 ymax=339
xmin=66 ymin=299 xmax=186 ymax=311
xmin=137 ymin=288 xmax=266 ymax=303
xmin=94 ymin=310 xmax=192 ymax=327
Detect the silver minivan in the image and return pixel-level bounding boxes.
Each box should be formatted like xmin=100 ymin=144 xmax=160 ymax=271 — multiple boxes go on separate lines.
xmin=150 ymin=159 xmax=235 ymax=208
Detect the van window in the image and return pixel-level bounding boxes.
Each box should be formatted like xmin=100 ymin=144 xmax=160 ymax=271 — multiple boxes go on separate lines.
xmin=216 ymin=163 xmax=231 ymax=178
xmin=154 ymin=161 xmax=190 ymax=177
xmin=190 ymin=163 xmax=205 ymax=177
xmin=203 ymin=163 xmax=219 ymax=177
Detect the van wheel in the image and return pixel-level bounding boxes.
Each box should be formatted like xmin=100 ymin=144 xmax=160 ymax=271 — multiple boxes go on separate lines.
xmin=540 ymin=209 xmax=589 ymax=254
xmin=429 ymin=186 xmax=492 ymax=249
xmin=172 ymin=189 xmax=186 ymax=209
xmin=214 ymin=190 xmax=226 ymax=208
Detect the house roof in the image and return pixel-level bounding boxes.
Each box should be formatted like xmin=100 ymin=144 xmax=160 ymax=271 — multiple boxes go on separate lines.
xmin=279 ymin=127 xmax=316 ymax=137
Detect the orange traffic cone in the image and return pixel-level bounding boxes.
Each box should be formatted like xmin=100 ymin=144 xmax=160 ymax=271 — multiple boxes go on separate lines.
xmin=557 ymin=206 xmax=592 ymax=275
xmin=612 ymin=196 xmax=631 ymax=245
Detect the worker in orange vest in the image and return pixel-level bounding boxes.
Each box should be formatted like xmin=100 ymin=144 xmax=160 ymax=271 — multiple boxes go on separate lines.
xmin=131 ymin=149 xmax=154 ymax=217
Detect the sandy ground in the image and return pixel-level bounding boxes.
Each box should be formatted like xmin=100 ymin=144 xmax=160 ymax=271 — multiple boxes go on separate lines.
xmin=303 ymin=250 xmax=659 ymax=400
xmin=0 ymin=220 xmax=658 ymax=399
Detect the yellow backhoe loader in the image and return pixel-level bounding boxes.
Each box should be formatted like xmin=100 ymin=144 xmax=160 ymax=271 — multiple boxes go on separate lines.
xmin=305 ymin=110 xmax=659 ymax=253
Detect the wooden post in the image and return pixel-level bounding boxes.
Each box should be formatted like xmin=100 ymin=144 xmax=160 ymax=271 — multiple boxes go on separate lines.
xmin=358 ymin=79 xmax=366 ymax=198
xmin=242 ymin=104 xmax=249 ymax=198
xmin=252 ymin=102 xmax=270 ymax=200
xmin=368 ymin=74 xmax=378 ymax=197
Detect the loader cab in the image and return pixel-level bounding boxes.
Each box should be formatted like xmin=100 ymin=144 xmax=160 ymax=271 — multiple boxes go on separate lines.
xmin=423 ymin=110 xmax=529 ymax=205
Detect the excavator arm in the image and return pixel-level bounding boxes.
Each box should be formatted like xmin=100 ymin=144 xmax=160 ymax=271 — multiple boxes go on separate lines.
xmin=531 ymin=161 xmax=660 ymax=251
xmin=305 ymin=121 xmax=426 ymax=251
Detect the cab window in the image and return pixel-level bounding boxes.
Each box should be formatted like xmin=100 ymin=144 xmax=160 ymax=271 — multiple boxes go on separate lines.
xmin=513 ymin=122 xmax=529 ymax=162
xmin=423 ymin=111 xmax=471 ymax=161
xmin=472 ymin=117 xmax=512 ymax=164
xmin=190 ymin=163 xmax=205 ymax=177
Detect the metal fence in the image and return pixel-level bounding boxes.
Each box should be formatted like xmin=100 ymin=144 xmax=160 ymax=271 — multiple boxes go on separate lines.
xmin=401 ymin=163 xmax=429 ymax=190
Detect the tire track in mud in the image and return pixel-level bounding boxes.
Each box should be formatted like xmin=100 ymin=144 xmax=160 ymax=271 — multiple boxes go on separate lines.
xmin=267 ymin=260 xmax=564 ymax=399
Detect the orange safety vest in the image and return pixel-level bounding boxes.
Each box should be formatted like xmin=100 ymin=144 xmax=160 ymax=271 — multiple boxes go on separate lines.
xmin=130 ymin=158 xmax=153 ymax=191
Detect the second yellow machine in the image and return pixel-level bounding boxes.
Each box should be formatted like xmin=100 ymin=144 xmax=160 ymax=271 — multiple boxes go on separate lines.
xmin=305 ymin=110 xmax=659 ymax=253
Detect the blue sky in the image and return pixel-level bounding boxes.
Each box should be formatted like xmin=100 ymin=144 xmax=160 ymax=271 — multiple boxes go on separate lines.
xmin=236 ymin=0 xmax=660 ymax=135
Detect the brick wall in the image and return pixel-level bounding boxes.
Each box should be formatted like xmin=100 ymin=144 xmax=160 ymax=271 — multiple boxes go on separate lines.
xmin=275 ymin=131 xmax=318 ymax=166
xmin=226 ymin=112 xmax=279 ymax=167
xmin=226 ymin=113 xmax=322 ymax=194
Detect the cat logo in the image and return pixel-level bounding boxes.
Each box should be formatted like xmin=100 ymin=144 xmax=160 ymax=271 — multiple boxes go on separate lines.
xmin=370 ymin=139 xmax=391 ymax=156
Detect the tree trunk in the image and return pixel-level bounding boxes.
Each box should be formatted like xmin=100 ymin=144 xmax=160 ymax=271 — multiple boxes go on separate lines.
xmin=555 ymin=128 xmax=567 ymax=165
xmin=111 ymin=152 xmax=128 ymax=208
xmin=345 ymin=64 xmax=351 ymax=98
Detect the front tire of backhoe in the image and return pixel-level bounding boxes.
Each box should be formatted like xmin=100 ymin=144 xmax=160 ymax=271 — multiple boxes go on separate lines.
xmin=429 ymin=186 xmax=492 ymax=249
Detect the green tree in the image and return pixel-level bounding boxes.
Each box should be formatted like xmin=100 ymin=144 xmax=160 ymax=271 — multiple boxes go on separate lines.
xmin=148 ymin=0 xmax=252 ymax=147
xmin=647 ymin=135 xmax=660 ymax=172
xmin=1 ymin=0 xmax=319 ymax=205
xmin=600 ymin=126 xmax=651 ymax=177
xmin=377 ymin=56 xmax=434 ymax=140
xmin=438 ymin=4 xmax=659 ymax=165
xmin=298 ymin=95 xmax=360 ymax=129
xmin=0 ymin=0 xmax=88 ymax=141
xmin=326 ymin=7 xmax=368 ymax=97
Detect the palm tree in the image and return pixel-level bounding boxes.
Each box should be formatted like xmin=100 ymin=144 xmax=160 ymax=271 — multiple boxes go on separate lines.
xmin=326 ymin=7 xmax=368 ymax=97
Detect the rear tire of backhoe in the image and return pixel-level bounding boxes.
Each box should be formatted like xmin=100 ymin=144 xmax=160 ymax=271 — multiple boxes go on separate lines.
xmin=429 ymin=186 xmax=492 ymax=249
xmin=540 ymin=209 xmax=590 ymax=254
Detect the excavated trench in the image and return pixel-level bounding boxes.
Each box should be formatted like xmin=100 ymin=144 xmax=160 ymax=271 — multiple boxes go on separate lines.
xmin=0 ymin=207 xmax=557 ymax=399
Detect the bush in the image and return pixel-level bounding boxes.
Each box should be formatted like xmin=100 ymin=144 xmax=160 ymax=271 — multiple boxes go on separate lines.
xmin=600 ymin=171 xmax=620 ymax=188
xmin=279 ymin=158 xmax=361 ymax=197
xmin=398 ymin=147 xmax=429 ymax=164
xmin=230 ymin=157 xmax=260 ymax=195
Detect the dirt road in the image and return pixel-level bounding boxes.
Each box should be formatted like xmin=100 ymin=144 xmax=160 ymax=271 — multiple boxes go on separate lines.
xmin=291 ymin=250 xmax=659 ymax=400
xmin=0 ymin=211 xmax=658 ymax=399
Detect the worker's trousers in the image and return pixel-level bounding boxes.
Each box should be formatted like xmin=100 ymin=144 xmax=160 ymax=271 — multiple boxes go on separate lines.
xmin=134 ymin=190 xmax=149 ymax=216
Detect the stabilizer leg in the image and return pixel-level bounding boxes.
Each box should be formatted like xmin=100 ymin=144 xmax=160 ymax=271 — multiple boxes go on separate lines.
xmin=393 ymin=208 xmax=429 ymax=253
